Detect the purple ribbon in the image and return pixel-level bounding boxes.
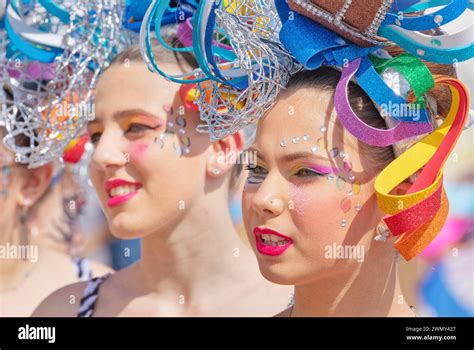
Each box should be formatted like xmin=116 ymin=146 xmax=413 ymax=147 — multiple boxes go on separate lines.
xmin=334 ymin=58 xmax=433 ymax=147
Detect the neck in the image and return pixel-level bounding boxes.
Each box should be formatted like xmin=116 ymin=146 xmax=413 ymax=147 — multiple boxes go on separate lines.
xmin=0 ymin=219 xmax=38 ymax=291
xmin=134 ymin=188 xmax=252 ymax=300
xmin=291 ymin=243 xmax=411 ymax=317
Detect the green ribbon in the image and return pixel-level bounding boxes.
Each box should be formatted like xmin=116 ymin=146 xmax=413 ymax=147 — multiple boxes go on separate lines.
xmin=370 ymin=53 xmax=435 ymax=109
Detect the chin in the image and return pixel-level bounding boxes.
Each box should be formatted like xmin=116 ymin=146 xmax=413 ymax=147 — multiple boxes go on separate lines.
xmin=256 ymin=258 xmax=299 ymax=286
xmin=107 ymin=214 xmax=151 ymax=240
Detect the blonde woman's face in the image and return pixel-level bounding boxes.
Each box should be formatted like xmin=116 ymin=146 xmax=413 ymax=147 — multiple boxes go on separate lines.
xmin=89 ymin=62 xmax=212 ymax=239
xmin=242 ymin=87 xmax=385 ymax=285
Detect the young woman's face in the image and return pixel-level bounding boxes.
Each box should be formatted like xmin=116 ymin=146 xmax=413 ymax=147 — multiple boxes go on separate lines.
xmin=89 ymin=62 xmax=212 ymax=239
xmin=242 ymin=87 xmax=385 ymax=285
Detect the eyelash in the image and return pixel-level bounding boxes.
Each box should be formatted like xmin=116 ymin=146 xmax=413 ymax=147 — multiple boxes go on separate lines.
xmin=245 ymin=165 xmax=267 ymax=184
xmin=89 ymin=132 xmax=101 ymax=144
xmin=126 ymin=123 xmax=156 ymax=134
xmin=89 ymin=123 xmax=158 ymax=144
xmin=244 ymin=165 xmax=325 ymax=184
xmin=294 ymin=168 xmax=325 ymax=178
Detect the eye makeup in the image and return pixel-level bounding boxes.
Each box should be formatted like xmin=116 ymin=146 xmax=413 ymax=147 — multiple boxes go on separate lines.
xmin=302 ymin=164 xmax=337 ymax=175
xmin=245 ymin=164 xmax=267 ymax=185
xmin=118 ymin=115 xmax=162 ymax=131
xmin=87 ymin=123 xmax=103 ymax=143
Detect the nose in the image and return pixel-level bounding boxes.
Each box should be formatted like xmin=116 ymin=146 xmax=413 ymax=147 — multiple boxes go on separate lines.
xmin=90 ymin=129 xmax=127 ymax=172
xmin=250 ymin=174 xmax=285 ymax=219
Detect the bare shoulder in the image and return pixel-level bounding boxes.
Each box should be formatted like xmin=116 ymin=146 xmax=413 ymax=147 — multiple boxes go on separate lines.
xmin=31 ymin=281 xmax=89 ymax=317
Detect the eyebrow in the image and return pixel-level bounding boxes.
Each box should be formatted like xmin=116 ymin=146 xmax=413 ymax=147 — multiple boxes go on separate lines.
xmin=87 ymin=109 xmax=162 ymax=126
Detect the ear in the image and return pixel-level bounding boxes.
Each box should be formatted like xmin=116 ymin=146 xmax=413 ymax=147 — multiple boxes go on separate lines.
xmin=206 ymin=131 xmax=245 ymax=177
xmin=16 ymin=163 xmax=54 ymax=208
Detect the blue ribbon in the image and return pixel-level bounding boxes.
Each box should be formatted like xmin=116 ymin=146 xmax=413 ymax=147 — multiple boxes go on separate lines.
xmin=5 ymin=12 xmax=62 ymax=62
xmin=381 ymin=0 xmax=474 ymax=63
xmin=383 ymin=0 xmax=468 ymax=30
xmin=124 ymin=0 xmax=197 ymax=32
xmin=38 ymin=0 xmax=70 ymax=24
xmin=276 ymin=4 xmax=430 ymax=123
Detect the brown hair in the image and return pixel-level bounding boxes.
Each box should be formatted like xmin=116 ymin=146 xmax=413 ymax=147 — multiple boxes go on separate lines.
xmin=286 ymin=46 xmax=456 ymax=173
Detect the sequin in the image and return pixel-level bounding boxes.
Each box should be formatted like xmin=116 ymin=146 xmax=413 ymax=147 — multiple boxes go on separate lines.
xmin=341 ymin=198 xmax=351 ymax=213
xmin=343 ymin=161 xmax=353 ymax=171
xmin=352 ymin=180 xmax=361 ymax=195
xmin=336 ymin=176 xmax=345 ymax=190
xmin=173 ymin=142 xmax=182 ymax=156
xmin=180 ymin=135 xmax=191 ymax=147
xmin=329 ymin=148 xmax=339 ymax=158
xmin=176 ymin=116 xmax=187 ymax=128
xmin=154 ymin=137 xmax=164 ymax=149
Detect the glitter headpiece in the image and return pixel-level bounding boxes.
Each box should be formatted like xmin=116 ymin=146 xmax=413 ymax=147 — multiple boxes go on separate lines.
xmin=1 ymin=0 xmax=133 ymax=168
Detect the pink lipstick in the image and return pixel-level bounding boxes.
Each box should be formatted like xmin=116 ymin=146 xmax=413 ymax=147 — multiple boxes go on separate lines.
xmin=253 ymin=227 xmax=293 ymax=256
xmin=105 ymin=179 xmax=142 ymax=208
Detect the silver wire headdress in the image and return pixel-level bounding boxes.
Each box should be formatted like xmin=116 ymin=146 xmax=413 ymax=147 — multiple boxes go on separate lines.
xmin=140 ymin=0 xmax=300 ymax=141
xmin=1 ymin=0 xmax=132 ymax=168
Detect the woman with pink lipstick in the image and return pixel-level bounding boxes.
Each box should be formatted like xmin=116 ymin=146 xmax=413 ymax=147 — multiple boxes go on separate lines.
xmin=242 ymin=59 xmax=464 ymax=317
xmin=33 ymin=40 xmax=292 ymax=317
xmin=153 ymin=1 xmax=471 ymax=317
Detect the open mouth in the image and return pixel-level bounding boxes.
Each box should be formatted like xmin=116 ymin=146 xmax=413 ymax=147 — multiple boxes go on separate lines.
xmin=105 ymin=179 xmax=142 ymax=207
xmin=259 ymin=234 xmax=291 ymax=246
xmin=253 ymin=227 xmax=293 ymax=256
xmin=108 ymin=184 xmax=141 ymax=198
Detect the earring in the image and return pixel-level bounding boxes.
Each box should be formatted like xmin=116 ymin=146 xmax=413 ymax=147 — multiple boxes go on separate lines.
xmin=212 ymin=168 xmax=221 ymax=175
xmin=374 ymin=222 xmax=390 ymax=242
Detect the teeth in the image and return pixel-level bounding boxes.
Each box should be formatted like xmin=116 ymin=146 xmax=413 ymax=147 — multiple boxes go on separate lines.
xmin=270 ymin=235 xmax=280 ymax=242
xmin=260 ymin=234 xmax=290 ymax=246
xmin=110 ymin=185 xmax=139 ymax=197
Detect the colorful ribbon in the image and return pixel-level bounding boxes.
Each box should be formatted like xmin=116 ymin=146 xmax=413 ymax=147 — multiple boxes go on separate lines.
xmin=277 ymin=6 xmax=433 ymax=124
xmin=335 ymin=57 xmax=433 ymax=147
xmin=374 ymin=77 xmax=469 ymax=260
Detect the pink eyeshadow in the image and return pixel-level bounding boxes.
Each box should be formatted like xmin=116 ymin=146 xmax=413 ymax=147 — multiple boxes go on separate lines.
xmin=308 ymin=164 xmax=338 ymax=174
